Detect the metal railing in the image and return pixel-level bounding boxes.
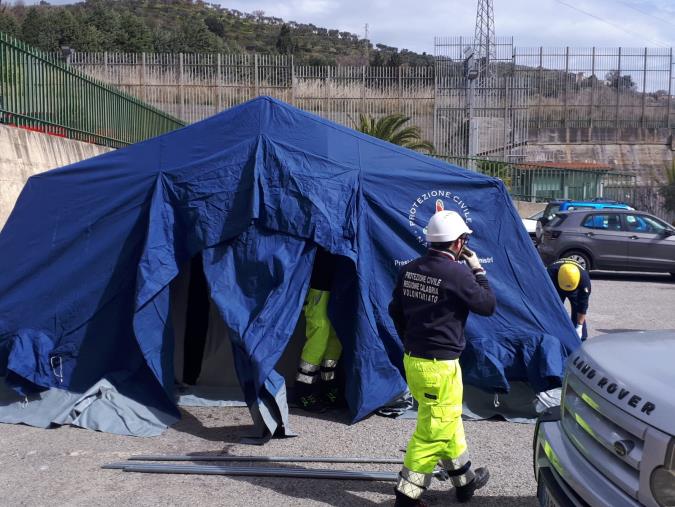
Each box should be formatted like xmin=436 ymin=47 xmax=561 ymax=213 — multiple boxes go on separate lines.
xmin=65 ymin=44 xmax=675 ymax=134
xmin=444 ymin=156 xmax=636 ymax=203
xmin=434 ymin=37 xmax=675 ymax=130
xmin=0 ymin=32 xmax=185 ymax=148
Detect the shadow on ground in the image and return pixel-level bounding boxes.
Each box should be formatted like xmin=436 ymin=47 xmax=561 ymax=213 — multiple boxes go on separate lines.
xmin=220 ymin=463 xmax=538 ymax=506
xmin=173 ymin=407 xmax=354 ymax=443
xmin=166 ymin=409 xmax=541 ymax=505
xmin=172 ymin=408 xmax=260 ymax=443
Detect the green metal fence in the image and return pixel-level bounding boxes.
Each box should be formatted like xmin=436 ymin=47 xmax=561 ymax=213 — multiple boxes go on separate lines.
xmin=0 ymin=32 xmax=184 ymax=148
xmin=443 ymin=157 xmax=637 ymax=203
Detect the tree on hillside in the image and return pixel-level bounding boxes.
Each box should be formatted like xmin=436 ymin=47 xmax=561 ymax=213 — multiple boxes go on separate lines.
xmin=52 ymin=9 xmax=81 ymax=48
xmin=355 ymin=113 xmax=434 ymax=154
xmin=20 ymin=7 xmax=60 ymax=50
xmin=204 ymin=14 xmax=225 ymax=38
xmin=0 ymin=10 xmax=19 ymax=36
xmin=116 ymin=12 xmax=153 ymax=52
xmin=1 ymin=0 xmax=432 ymax=63
xmin=151 ymin=25 xmax=173 ymax=52
xmin=170 ymin=15 xmax=224 ymax=52
xmin=275 ymin=23 xmax=294 ymax=54
xmin=71 ymin=23 xmax=105 ymax=52
xmin=370 ymin=51 xmax=385 ymax=66
xmin=86 ymin=5 xmax=123 ymax=49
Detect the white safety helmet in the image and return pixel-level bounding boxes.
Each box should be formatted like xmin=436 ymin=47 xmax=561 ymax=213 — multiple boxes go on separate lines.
xmin=425 ymin=210 xmax=473 ymax=243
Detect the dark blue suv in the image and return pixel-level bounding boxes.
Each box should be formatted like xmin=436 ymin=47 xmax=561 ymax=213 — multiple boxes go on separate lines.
xmin=535 ymin=199 xmax=633 ymax=242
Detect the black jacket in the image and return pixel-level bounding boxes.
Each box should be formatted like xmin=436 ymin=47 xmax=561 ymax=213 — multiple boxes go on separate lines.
xmin=546 ymin=260 xmax=591 ymax=314
xmin=388 ymin=249 xmax=496 ymax=360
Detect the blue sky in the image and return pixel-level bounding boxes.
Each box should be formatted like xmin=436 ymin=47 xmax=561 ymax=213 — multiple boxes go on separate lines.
xmin=221 ymin=0 xmax=675 ymax=52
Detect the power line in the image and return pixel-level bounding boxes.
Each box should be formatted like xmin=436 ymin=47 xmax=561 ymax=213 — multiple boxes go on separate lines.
xmin=613 ymin=0 xmax=675 ymax=30
xmin=552 ymin=0 xmax=671 ymax=48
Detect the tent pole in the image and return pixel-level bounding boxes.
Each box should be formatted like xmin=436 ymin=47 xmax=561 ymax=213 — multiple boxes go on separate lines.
xmin=128 ymin=454 xmax=404 ymax=464
xmin=103 ymin=463 xmax=404 ymax=481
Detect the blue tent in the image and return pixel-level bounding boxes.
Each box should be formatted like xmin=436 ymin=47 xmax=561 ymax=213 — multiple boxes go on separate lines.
xmin=0 ymin=97 xmax=579 ymax=436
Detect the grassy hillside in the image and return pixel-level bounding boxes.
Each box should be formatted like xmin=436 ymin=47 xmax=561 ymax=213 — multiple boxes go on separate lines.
xmin=0 ymin=0 xmax=434 ymax=66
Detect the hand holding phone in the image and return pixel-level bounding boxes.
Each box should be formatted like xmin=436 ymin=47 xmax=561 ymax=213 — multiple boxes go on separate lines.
xmin=460 ymin=247 xmax=483 ymax=272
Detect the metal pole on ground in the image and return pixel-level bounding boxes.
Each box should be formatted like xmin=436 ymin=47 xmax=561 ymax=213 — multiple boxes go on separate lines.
xmin=103 ymin=463 xmax=402 ymax=482
xmin=128 ymin=454 xmax=404 ymax=464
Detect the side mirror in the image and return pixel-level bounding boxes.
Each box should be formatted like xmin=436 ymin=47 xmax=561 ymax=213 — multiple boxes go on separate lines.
xmin=662 ymin=229 xmax=674 ymax=237
xmin=538 ymin=216 xmax=550 ymax=227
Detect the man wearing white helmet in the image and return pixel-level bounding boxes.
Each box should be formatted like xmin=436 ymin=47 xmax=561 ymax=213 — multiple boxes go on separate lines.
xmin=388 ymin=210 xmax=496 ymax=506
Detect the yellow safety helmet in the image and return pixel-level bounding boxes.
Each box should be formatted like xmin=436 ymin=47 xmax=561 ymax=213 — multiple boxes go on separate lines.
xmin=557 ymin=263 xmax=581 ymax=291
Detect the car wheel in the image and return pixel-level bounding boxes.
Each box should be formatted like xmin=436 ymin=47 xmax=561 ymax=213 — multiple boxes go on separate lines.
xmin=560 ymin=250 xmax=591 ymax=270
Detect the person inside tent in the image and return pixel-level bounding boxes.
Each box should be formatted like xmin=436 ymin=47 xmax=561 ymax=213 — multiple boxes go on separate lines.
xmin=546 ymin=258 xmax=591 ymax=341
xmin=388 ymin=211 xmax=495 ymax=506
xmin=293 ymin=246 xmax=342 ymax=412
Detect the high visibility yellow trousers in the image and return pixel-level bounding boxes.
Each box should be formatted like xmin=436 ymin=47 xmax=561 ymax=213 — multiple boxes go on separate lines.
xmin=402 ymin=353 xmax=468 ymax=474
xmin=299 ymin=289 xmax=342 ymax=367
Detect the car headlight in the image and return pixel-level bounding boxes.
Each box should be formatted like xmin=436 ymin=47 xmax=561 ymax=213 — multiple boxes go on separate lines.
xmin=651 ymin=440 xmax=675 ymax=507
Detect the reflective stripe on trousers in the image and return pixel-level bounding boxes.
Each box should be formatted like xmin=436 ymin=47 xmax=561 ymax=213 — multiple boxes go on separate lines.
xmin=402 ymin=353 xmax=467 ymax=474
xmin=396 ymin=466 xmax=432 ymax=500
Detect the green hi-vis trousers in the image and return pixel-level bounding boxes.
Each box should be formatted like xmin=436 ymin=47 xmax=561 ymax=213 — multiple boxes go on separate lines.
xmin=403 ymin=353 xmax=468 ymax=474
xmin=300 ymin=289 xmax=342 ymax=366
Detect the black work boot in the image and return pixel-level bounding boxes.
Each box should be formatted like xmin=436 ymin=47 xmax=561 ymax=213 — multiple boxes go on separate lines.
xmin=455 ymin=467 xmax=490 ymax=503
xmin=320 ymin=378 xmax=343 ymax=408
xmin=394 ymin=489 xmax=428 ymax=507
xmin=293 ymin=380 xmax=326 ymax=413
xmin=319 ymin=359 xmax=343 ymax=408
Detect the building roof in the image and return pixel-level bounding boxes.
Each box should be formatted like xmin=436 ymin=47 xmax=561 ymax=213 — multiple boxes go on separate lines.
xmin=517 ymin=161 xmax=612 ymax=171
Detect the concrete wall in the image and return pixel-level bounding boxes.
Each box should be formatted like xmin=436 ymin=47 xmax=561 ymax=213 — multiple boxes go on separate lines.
xmin=0 ymin=125 xmax=112 ymax=230
xmin=526 ymin=128 xmax=674 ymax=184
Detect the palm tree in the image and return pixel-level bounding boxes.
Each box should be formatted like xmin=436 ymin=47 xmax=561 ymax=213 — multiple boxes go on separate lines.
xmin=354 ymin=113 xmax=435 ymax=154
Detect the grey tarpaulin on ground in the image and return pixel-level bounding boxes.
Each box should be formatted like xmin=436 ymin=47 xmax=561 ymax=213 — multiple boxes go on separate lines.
xmin=0 ymin=378 xmax=560 ymax=436
xmin=0 ymin=378 xmax=178 ymax=436
xmin=0 ymin=378 xmax=295 ymax=437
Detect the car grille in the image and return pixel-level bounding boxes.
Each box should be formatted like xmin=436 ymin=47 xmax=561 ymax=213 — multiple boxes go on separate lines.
xmin=561 ymin=372 xmax=647 ymax=500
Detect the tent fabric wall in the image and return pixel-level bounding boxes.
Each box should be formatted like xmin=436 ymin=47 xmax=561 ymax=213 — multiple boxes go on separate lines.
xmin=0 ymin=97 xmax=579 ymax=437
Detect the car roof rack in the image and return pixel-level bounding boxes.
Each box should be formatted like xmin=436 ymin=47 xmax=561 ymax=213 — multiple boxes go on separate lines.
xmin=591 ymin=198 xmax=623 ymax=203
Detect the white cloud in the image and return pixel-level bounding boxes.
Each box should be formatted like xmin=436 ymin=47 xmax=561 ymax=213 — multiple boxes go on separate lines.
xmin=221 ymin=0 xmax=674 ymax=51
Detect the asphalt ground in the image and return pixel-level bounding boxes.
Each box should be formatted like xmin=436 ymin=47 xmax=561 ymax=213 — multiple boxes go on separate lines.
xmin=1 ymin=271 xmax=673 ymax=507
